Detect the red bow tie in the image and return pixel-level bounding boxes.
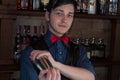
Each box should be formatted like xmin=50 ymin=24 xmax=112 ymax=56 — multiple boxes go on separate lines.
xmin=50 ymin=34 xmax=69 ymax=44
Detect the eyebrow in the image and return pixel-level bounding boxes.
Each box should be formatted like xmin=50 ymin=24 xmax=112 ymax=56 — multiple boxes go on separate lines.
xmin=54 ymin=8 xmax=74 ymax=15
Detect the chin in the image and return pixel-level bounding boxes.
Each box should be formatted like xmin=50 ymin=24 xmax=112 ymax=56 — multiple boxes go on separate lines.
xmin=58 ymin=31 xmax=67 ymax=35
xmin=58 ymin=29 xmax=68 ymax=33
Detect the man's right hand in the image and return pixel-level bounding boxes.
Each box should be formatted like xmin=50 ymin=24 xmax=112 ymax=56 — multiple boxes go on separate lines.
xmin=39 ymin=68 xmax=61 ymax=80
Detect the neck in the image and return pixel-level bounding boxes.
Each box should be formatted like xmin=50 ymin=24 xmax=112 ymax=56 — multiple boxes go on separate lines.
xmin=49 ymin=29 xmax=64 ymax=38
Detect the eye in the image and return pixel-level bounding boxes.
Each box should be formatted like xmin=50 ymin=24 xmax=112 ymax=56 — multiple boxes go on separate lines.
xmin=55 ymin=11 xmax=63 ymax=16
xmin=68 ymin=14 xmax=74 ymax=18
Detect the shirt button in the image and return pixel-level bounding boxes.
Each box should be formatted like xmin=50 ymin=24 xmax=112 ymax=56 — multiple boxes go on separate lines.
xmin=59 ymin=52 xmax=62 ymax=55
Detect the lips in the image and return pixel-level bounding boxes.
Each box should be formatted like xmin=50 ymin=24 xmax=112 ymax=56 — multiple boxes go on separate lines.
xmin=58 ymin=24 xmax=67 ymax=28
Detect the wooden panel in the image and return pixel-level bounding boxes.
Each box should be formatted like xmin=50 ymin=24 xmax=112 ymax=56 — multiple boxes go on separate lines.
xmin=0 ymin=0 xmax=16 ymax=14
xmin=0 ymin=18 xmax=1 ymax=42
xmin=2 ymin=0 xmax=16 ymax=5
xmin=95 ymin=67 xmax=109 ymax=80
xmin=0 ymin=72 xmax=12 ymax=80
xmin=0 ymin=18 xmax=15 ymax=60
xmin=111 ymin=65 xmax=120 ymax=80
xmin=113 ymin=20 xmax=120 ymax=61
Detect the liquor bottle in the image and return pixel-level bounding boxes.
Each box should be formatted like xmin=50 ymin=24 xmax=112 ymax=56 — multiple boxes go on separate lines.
xmin=36 ymin=0 xmax=41 ymax=10
xmin=26 ymin=25 xmax=32 ymax=44
xmin=81 ymin=0 xmax=88 ymax=13
xmin=80 ymin=37 xmax=85 ymax=45
xmin=76 ymin=38 xmax=80 ymax=44
xmin=75 ymin=0 xmax=81 ymax=12
xmin=32 ymin=0 xmax=36 ymax=10
xmin=32 ymin=0 xmax=41 ymax=10
xmin=13 ymin=25 xmax=23 ymax=64
xmin=21 ymin=0 xmax=29 ymax=10
xmin=109 ymin=0 xmax=118 ymax=15
xmin=90 ymin=36 xmax=97 ymax=59
xmin=84 ymin=38 xmax=91 ymax=59
xmin=40 ymin=23 xmax=46 ymax=35
xmin=17 ymin=0 xmax=21 ymax=10
xmin=22 ymin=25 xmax=30 ymax=50
xmin=96 ymin=38 xmax=106 ymax=59
xmin=29 ymin=0 xmax=33 ymax=10
xmin=31 ymin=26 xmax=39 ymax=44
xmin=97 ymin=0 xmax=107 ymax=14
xmin=40 ymin=0 xmax=50 ymax=11
xmin=88 ymin=0 xmax=96 ymax=14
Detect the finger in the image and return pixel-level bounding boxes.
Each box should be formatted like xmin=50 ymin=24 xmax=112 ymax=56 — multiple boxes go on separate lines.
xmin=50 ymin=68 xmax=61 ymax=80
xmin=39 ymin=69 xmax=48 ymax=79
xmin=46 ymin=68 xmax=52 ymax=80
xmin=30 ymin=50 xmax=48 ymax=60
xmin=56 ymin=69 xmax=61 ymax=80
xmin=35 ymin=51 xmax=51 ymax=60
xmin=30 ymin=50 xmax=41 ymax=60
xmin=51 ymin=68 xmax=57 ymax=80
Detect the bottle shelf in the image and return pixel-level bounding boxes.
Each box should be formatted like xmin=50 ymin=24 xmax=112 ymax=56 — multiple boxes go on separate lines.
xmin=75 ymin=13 xmax=120 ymax=20
xmin=0 ymin=9 xmax=120 ymax=20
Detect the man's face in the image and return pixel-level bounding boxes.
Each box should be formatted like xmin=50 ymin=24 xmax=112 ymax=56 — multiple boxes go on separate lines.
xmin=47 ymin=4 xmax=74 ymax=37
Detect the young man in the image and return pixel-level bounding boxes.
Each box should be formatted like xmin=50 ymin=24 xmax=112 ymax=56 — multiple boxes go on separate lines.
xmin=20 ymin=0 xmax=95 ymax=80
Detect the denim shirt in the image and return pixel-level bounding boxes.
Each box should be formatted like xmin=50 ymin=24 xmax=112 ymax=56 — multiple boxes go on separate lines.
xmin=20 ymin=30 xmax=95 ymax=80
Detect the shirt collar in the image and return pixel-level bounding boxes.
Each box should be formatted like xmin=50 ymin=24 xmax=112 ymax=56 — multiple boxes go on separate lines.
xmin=45 ymin=30 xmax=69 ymax=47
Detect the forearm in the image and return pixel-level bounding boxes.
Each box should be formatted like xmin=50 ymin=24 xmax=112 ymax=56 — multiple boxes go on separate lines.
xmin=54 ymin=62 xmax=95 ymax=80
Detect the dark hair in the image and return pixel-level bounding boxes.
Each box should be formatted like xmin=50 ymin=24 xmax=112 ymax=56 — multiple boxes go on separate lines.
xmin=46 ymin=0 xmax=77 ymax=12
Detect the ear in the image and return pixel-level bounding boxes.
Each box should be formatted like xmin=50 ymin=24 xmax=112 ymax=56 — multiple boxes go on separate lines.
xmin=45 ymin=11 xmax=50 ymax=21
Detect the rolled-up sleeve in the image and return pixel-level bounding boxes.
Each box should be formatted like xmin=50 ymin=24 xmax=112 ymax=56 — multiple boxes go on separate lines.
xmin=76 ymin=45 xmax=95 ymax=75
xmin=20 ymin=46 xmax=38 ymax=80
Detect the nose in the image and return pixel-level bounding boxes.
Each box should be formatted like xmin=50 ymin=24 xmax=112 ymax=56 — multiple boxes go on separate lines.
xmin=61 ymin=15 xmax=67 ymax=23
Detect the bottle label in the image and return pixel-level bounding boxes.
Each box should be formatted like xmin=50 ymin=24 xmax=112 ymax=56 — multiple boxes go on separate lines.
xmin=88 ymin=0 xmax=96 ymax=14
xmin=21 ymin=0 xmax=28 ymax=9
xmin=41 ymin=0 xmax=49 ymax=6
xmin=87 ymin=52 xmax=91 ymax=59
